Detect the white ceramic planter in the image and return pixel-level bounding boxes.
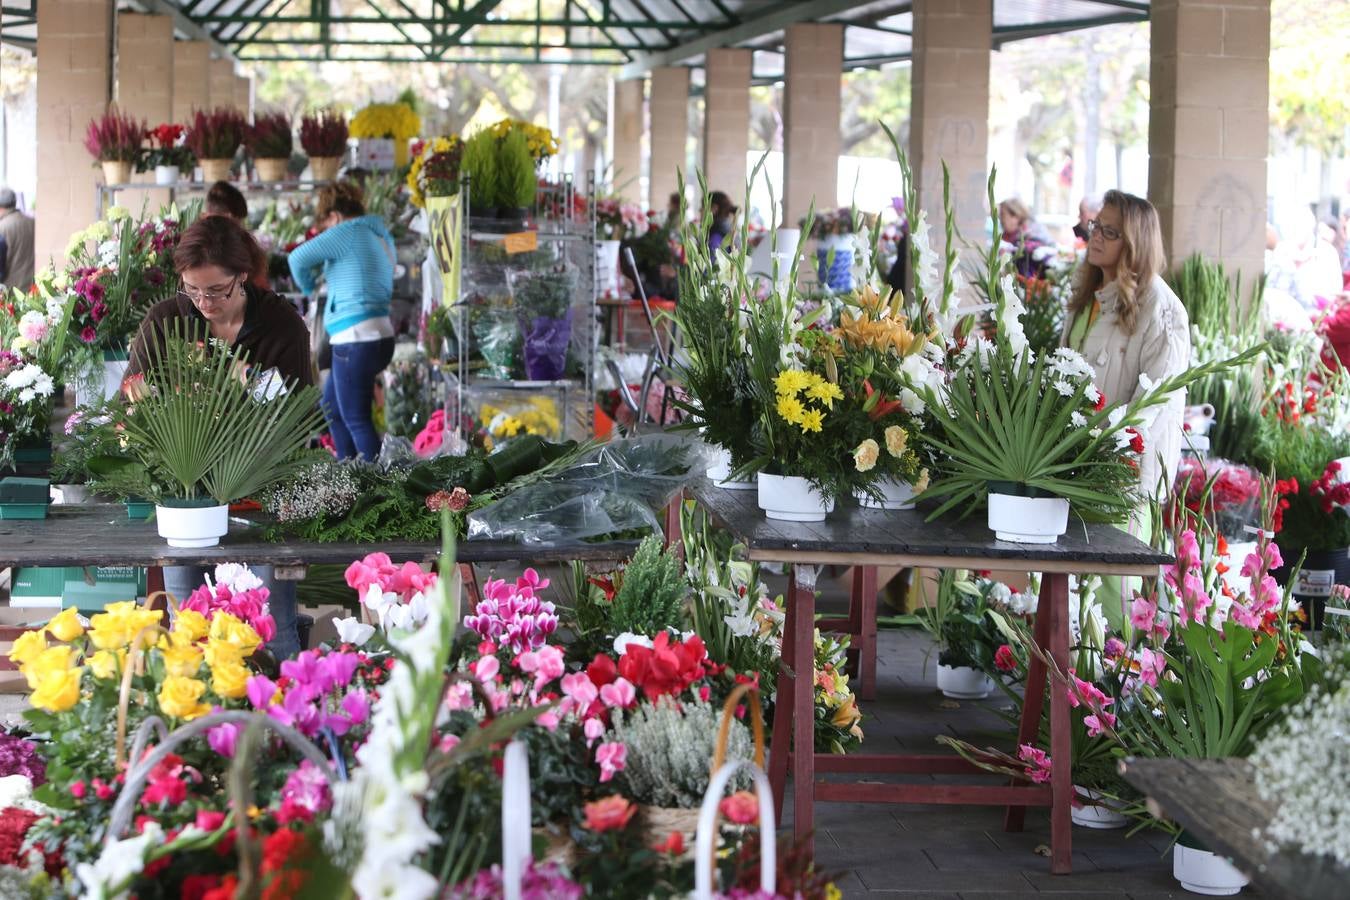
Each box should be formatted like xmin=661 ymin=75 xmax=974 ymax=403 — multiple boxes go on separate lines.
xmin=1173 ymin=843 xmax=1248 ymax=896
xmin=595 ymin=239 xmax=622 ymax=297
xmin=856 ymin=478 xmax=916 ymax=510
xmin=936 ymin=663 xmax=993 ymax=699
xmin=156 ymin=503 xmax=229 ymax=548
xmin=988 ymin=492 xmax=1070 ymax=544
xmin=757 ymin=473 xmax=833 ymax=523
xmin=705 ymin=447 xmax=756 ymax=491
xmin=1071 ymin=786 xmax=1128 ymax=829
xmin=153 ymin=165 xmax=180 ymax=185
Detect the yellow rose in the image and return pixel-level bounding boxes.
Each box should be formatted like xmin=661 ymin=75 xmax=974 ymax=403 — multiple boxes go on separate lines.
xmin=883 ymin=425 xmax=908 ymax=458
xmin=211 ymin=661 xmax=250 ymax=700
xmin=208 ymin=613 xmax=262 ymax=654
xmin=31 ymin=667 xmax=83 ymax=713
xmin=88 ymin=604 xmax=162 ymax=651
xmin=21 ymin=645 xmax=76 ymax=690
xmin=46 ymin=607 xmax=86 ymax=643
xmin=853 ymin=439 xmax=880 ymax=473
xmin=162 ymin=644 xmax=204 ymax=678
xmin=913 ymin=468 xmax=930 ymax=493
xmin=157 ymin=675 xmax=211 ymax=721
xmin=88 ymin=649 xmax=123 ymax=680
xmin=172 ymin=609 xmax=210 ymax=644
xmin=9 ymin=630 xmax=47 ymax=666
xmin=203 ymin=639 xmax=248 ymax=670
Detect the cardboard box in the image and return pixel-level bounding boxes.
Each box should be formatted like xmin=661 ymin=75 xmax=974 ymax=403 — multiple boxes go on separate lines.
xmin=11 ymin=566 xmax=145 ymax=613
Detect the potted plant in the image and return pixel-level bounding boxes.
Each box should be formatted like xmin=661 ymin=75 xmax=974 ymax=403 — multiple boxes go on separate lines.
xmin=246 ymin=110 xmax=293 ymax=182
xmin=406 ymin=135 xmax=463 ymax=208
xmin=300 ymin=108 xmax=349 ymax=181
xmin=84 ymin=107 xmax=146 ymax=186
xmin=95 ymin=324 xmax=324 ymax=547
xmin=0 ymin=283 xmax=75 ymax=475
xmin=460 ymin=129 xmax=501 ymax=222
xmin=916 ymin=570 xmax=1000 ymax=699
xmin=186 ymin=107 xmax=246 ymax=183
xmin=348 ymin=100 xmax=420 ymax=169
xmin=508 ymin=260 xmax=576 ymax=382
xmin=494 ymin=127 xmax=537 ymax=226
xmin=137 ymin=123 xmax=195 ymax=185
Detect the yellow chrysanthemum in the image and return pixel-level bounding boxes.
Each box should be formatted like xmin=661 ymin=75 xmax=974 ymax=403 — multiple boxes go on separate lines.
xmin=775 ymin=369 xmax=812 ymax=396
xmin=806 ymin=380 xmax=843 ymax=409
xmin=799 ymin=409 xmax=825 ymax=434
xmin=349 ymin=102 xmax=420 ymax=140
xmin=776 ymin=393 xmax=806 ymax=425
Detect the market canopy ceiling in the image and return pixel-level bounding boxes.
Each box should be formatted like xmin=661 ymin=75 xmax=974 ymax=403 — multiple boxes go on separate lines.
xmin=1 ymin=0 xmax=1150 ymax=77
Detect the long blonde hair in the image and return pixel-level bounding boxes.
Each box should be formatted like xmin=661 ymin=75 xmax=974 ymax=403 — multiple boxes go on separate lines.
xmin=1069 ymin=189 xmax=1165 ymax=335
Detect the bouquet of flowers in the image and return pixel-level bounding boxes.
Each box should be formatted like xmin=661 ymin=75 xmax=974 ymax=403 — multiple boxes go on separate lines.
xmin=406 ymin=135 xmax=464 ymax=207
xmin=185 ymin=107 xmax=247 ymax=161
xmin=0 ymin=283 xmax=74 ymax=464
xmin=136 ymin=122 xmax=195 ymax=172
xmin=348 ymin=101 xmax=420 ymax=141
xmin=596 ymin=198 xmax=649 ymax=241
xmin=1168 ymin=457 xmax=1264 ymax=540
xmin=298 ymin=107 xmax=349 ymax=158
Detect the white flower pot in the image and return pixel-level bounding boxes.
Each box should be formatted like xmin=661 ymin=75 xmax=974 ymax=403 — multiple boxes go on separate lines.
xmin=856 ymin=477 xmax=916 ymax=510
xmin=987 ymin=492 xmax=1070 ymax=544
xmin=75 ymin=357 xmax=130 ymax=408
xmin=936 ymin=663 xmax=993 ymax=699
xmin=596 ymin=239 xmax=622 ymax=298
xmin=155 ymin=503 xmax=229 ymax=548
xmin=1173 ymin=843 xmax=1248 ymax=896
xmin=1071 ymin=786 xmax=1128 ymax=829
xmin=154 ymin=165 xmax=180 ymax=185
xmin=706 ymin=447 xmax=755 ymax=491
xmin=757 ymin=473 xmax=833 ymax=523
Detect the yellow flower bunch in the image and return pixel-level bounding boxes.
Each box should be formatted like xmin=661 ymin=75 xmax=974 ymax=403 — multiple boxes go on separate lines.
xmin=774 ymin=369 xmax=841 ymax=435
xmin=480 ymin=396 xmax=562 ymax=445
xmin=349 ymin=102 xmax=421 ymax=141
xmin=489 ymin=119 xmax=559 ymax=160
xmin=406 ymin=135 xmax=463 ymax=208
xmin=88 ymin=601 xmax=165 ymax=651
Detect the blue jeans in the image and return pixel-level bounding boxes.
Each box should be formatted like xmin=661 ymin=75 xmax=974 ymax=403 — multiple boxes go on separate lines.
xmin=322 ymin=337 xmax=396 ymax=461
xmin=163 ymin=565 xmax=301 ymax=660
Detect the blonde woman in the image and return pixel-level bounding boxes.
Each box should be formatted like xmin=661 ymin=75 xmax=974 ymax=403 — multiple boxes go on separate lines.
xmin=1065 ymin=191 xmax=1191 ymax=626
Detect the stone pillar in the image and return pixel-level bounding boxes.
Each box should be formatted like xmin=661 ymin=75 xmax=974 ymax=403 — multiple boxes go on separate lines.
xmin=116 ymin=12 xmax=174 ymax=208
xmin=171 ymin=42 xmax=210 ymax=122
xmin=783 ymin=23 xmax=843 ymax=226
xmin=208 ymin=57 xmax=236 ymax=110
xmin=607 ymin=77 xmax=644 ymax=201
xmin=1148 ymin=0 xmax=1269 ymax=287
xmin=702 ymin=48 xmax=751 ymax=204
xmin=233 ymin=75 xmax=252 ymax=122
xmin=35 ymin=0 xmax=113 ymax=268
xmin=910 ymin=0 xmax=991 ymax=258
xmin=648 ymin=67 xmax=690 ymax=211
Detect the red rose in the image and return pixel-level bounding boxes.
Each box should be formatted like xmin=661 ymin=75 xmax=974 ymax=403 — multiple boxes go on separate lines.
xmin=718 ymin=791 xmax=760 ymax=825
xmin=994 ymin=644 xmax=1017 ymax=672
xmin=652 ymin=830 xmax=685 ymax=854
xmin=181 ymin=874 xmax=225 ymax=900
xmin=583 ymin=795 xmax=636 ymax=833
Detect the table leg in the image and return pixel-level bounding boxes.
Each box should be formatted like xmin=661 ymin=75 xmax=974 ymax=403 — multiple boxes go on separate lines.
xmin=1045 ymin=573 xmax=1073 ymax=874
xmin=1004 ymin=573 xmax=1054 ymax=833
xmin=146 ymin=566 xmax=166 ymax=617
xmin=850 ymin=566 xmax=878 ymax=702
xmin=790 ymin=565 xmax=818 ymax=855
xmin=457 ymin=563 xmax=481 ymax=608
xmin=769 ymin=572 xmax=797 ymax=819
xmin=663 ymin=491 xmax=684 ymax=556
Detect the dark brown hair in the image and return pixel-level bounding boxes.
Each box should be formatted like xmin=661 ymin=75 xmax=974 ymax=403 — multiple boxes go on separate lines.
xmin=316 ymin=180 xmax=365 ymax=221
xmin=174 ymin=214 xmax=266 ymax=278
xmin=205 ymin=180 xmax=248 ymax=221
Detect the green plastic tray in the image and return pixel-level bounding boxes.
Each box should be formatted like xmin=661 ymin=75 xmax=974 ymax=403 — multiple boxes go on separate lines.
xmin=0 ymin=501 xmax=50 ymax=520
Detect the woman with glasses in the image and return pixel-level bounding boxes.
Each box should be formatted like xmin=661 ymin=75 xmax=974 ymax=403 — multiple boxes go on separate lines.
xmin=124 ymin=214 xmax=314 ymax=659
xmin=1065 ymin=189 xmax=1192 ymax=627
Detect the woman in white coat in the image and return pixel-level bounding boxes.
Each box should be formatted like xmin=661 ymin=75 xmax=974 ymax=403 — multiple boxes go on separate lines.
xmin=1063 ymin=189 xmax=1191 ymax=627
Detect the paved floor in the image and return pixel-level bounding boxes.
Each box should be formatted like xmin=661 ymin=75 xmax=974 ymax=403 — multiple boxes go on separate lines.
xmin=801 ymin=627 xmax=1232 ymax=899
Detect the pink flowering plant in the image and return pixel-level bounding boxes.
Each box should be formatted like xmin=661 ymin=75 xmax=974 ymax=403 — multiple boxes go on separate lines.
xmin=179 ymin=563 xmax=277 ymax=645
xmin=595 ymin=197 xmax=649 ymax=241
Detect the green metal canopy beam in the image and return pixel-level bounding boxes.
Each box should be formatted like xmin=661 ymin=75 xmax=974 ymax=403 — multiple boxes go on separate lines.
xmin=193 ymin=12 xmax=716 ymax=29
xmin=134 ymin=0 xmax=238 ymax=60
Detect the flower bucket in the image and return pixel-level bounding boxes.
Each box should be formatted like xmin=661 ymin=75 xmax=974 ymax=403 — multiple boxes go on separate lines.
xmin=855 ymin=477 xmax=916 ymax=510
xmin=936 ymin=663 xmax=993 ymax=699
xmin=199 ymin=158 xmax=232 ymax=182
xmin=153 ymin=165 xmax=180 ymax=185
xmin=155 ymin=501 xmax=228 ymax=548
xmin=757 ymin=473 xmax=833 ymax=523
xmin=125 ymin=499 xmax=154 ymax=521
xmin=310 ymin=156 xmax=341 ymax=181
xmin=1071 ymin=786 xmax=1128 ymax=829
xmin=255 ymin=157 xmax=289 ymax=182
xmin=815 ymin=234 xmax=854 ymax=292
xmin=0 ymin=476 xmax=50 ymax=520
xmin=705 ymin=447 xmax=755 ymax=491
xmin=75 ymin=349 xmax=130 ymax=408
xmin=987 ymin=491 xmax=1069 ymax=544
xmin=1173 ymin=842 xmax=1248 ymax=896
xmin=100 ymin=160 xmax=133 ymax=186
xmin=596 ymin=239 xmax=622 ymax=297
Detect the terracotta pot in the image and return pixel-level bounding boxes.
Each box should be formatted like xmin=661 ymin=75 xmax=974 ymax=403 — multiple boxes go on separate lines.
xmin=199 ymin=158 xmax=233 ymax=183
xmin=100 ymin=160 xmax=133 ymax=186
xmin=309 ymin=156 xmax=341 ymax=181
xmin=254 ymin=157 xmax=289 ymax=182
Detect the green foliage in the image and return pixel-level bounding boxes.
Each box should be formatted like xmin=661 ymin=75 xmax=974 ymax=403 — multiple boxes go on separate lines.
xmin=1247 ymin=418 xmax=1350 ymax=553
xmin=609 ymin=697 xmax=752 ymax=808
xmin=497 ymin=127 xmax=538 ymax=208
xmin=915 ymin=570 xmax=1002 ymax=670
xmin=460 ymin=130 xmax=500 ymax=211
xmin=575 ymin=535 xmax=686 ymax=638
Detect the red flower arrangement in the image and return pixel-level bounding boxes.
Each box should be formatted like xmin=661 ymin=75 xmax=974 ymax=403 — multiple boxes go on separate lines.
xmin=613 ymin=632 xmax=720 ymax=700
xmin=1310 ymin=460 xmax=1350 ymax=515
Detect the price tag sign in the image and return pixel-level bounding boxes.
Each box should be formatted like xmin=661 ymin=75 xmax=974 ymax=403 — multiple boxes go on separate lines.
xmin=502 ymin=231 xmax=538 ymax=255
xmin=1295 ymin=568 xmax=1336 ymax=598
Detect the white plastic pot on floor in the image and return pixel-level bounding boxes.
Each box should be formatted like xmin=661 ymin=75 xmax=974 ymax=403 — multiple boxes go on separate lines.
xmin=595 ymin=240 xmax=622 ymax=297
xmin=936 ymin=663 xmax=993 ymax=699
xmin=987 ymin=492 xmax=1070 ymax=544
xmin=856 ymin=477 xmax=916 ymax=510
xmin=1173 ymin=843 xmax=1248 ymax=896
xmin=757 ymin=473 xmax=833 ymax=523
xmin=156 ymin=503 xmax=229 ymax=548
xmin=1071 ymin=786 xmax=1129 ymax=829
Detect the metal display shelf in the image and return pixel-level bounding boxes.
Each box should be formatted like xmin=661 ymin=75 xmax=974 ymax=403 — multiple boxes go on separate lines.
xmin=95 ymin=179 xmax=334 ymax=218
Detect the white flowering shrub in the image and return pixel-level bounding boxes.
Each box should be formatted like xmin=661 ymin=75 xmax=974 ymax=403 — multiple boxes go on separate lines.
xmin=609 ymin=697 xmax=752 ymax=808
xmin=261 ymin=460 xmax=359 ymax=522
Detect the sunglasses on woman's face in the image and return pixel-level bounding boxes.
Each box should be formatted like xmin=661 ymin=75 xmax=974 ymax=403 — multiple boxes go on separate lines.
xmin=1087 ymin=219 xmax=1122 ymax=242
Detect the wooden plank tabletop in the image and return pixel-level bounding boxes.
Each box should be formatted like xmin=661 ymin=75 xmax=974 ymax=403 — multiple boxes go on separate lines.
xmin=689 ymin=482 xmax=1170 ymax=575
xmin=1120 ymin=757 xmax=1345 ymax=900
xmin=0 ymin=504 xmax=639 ymax=569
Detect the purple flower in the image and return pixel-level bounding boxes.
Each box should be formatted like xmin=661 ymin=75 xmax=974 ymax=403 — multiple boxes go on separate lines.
xmin=207 ymin=721 xmax=238 ymax=758
xmin=246 ymin=674 xmax=278 ymax=710
xmin=280 ymin=760 xmax=330 ymax=816
xmin=0 ymin=731 xmax=46 ymax=785
xmin=447 ymin=861 xmax=582 ymax=900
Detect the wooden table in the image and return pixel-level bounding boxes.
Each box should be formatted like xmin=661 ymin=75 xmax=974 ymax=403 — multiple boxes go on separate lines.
xmin=1121 ymin=757 xmax=1346 ymax=900
xmin=689 ymin=483 xmax=1169 ymax=874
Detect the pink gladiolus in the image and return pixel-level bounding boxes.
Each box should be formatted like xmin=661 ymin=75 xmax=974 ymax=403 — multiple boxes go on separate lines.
xmin=1018 ymin=744 xmax=1052 ymax=784
xmin=595 ymin=741 xmax=627 ymax=782
xmin=1136 ymin=648 xmax=1165 ymax=688
xmin=1083 ymin=710 xmax=1117 ymax=737
xmin=1129 ymin=595 xmax=1158 ymax=632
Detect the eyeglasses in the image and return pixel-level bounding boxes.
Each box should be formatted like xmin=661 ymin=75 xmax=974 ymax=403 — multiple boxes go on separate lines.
xmin=179 ymin=275 xmax=239 ymax=303
xmin=1087 ymin=219 xmax=1122 ymax=242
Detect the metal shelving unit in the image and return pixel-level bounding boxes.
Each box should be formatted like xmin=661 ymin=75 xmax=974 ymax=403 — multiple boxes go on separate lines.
xmin=94 ymin=179 xmax=333 ymax=219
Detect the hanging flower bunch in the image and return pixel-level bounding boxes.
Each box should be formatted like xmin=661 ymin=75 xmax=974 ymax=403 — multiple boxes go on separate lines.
xmin=489 ymin=118 xmax=560 ymax=161
xmin=348 ymin=101 xmax=420 ymax=141
xmin=406 ymin=135 xmax=464 ymax=207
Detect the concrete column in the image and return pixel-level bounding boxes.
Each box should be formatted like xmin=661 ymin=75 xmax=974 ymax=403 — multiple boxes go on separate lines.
xmin=171 ymin=42 xmax=210 ymax=121
xmin=607 ymin=77 xmax=644 ymax=201
xmin=116 ymin=12 xmax=174 ymax=208
xmin=648 ymin=66 xmax=690 ymax=211
xmin=1148 ymin=0 xmax=1269 ymax=287
xmin=35 ymin=0 xmax=113 ymax=268
xmin=702 ymin=48 xmax=751 ymax=203
xmin=910 ymin=0 xmax=991 ymax=258
xmin=233 ymin=75 xmax=253 ymax=122
xmin=783 ymin=23 xmax=843 ymax=226
xmin=208 ymin=57 xmax=236 ymax=110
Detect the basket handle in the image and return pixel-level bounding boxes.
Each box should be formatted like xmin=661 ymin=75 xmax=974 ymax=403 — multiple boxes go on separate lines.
xmin=115 ymin=624 xmax=171 ymax=771
xmin=711 ymin=681 xmax=765 ymax=776
xmin=145 ymin=590 xmax=180 ymax=615
xmin=693 ymin=759 xmax=777 ymax=900
xmin=501 ymin=740 xmax=531 ymax=900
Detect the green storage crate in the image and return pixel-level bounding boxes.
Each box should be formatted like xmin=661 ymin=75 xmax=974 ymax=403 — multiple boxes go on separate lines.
xmin=11 ymin=566 xmax=147 ymax=615
xmin=0 ymin=477 xmax=50 ymax=519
